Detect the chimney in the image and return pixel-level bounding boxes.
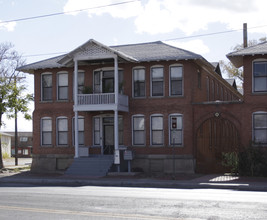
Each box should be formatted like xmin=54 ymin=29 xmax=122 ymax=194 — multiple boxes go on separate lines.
xmin=243 ymin=23 xmax=248 ymax=48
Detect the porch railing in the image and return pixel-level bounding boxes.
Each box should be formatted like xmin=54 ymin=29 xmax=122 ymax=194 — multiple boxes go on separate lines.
xmin=77 ymin=93 xmax=128 ymax=107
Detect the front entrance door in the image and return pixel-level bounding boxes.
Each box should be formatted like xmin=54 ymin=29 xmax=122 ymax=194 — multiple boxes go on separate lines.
xmin=103 ymin=124 xmax=114 ymax=155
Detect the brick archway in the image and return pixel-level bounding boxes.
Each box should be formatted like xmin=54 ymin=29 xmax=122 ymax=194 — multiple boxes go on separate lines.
xmin=196 ymin=116 xmax=240 ymax=174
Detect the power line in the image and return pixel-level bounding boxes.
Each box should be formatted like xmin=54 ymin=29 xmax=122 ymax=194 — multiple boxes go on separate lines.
xmin=21 ymin=24 xmax=267 ymax=59
xmin=0 ymin=0 xmax=140 ymax=24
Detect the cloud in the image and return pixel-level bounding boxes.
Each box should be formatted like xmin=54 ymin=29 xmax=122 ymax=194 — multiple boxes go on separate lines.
xmin=0 ymin=21 xmax=16 ymax=32
xmin=63 ymin=0 xmax=267 ymax=35
xmin=165 ymin=39 xmax=210 ymax=55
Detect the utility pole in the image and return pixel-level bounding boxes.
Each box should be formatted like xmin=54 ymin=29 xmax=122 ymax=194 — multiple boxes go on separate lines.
xmin=14 ymin=76 xmax=26 ymax=166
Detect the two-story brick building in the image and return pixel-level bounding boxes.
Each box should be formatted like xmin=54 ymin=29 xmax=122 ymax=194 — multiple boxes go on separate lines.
xmin=20 ymin=39 xmax=263 ymax=175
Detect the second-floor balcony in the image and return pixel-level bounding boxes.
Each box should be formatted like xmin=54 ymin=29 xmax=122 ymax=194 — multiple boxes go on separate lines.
xmin=75 ymin=93 xmax=129 ymax=112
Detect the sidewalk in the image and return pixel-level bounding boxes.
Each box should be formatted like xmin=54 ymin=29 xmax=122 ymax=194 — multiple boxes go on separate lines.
xmin=0 ymin=166 xmax=267 ymax=191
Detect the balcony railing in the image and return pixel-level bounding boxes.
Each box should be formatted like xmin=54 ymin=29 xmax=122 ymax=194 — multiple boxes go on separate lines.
xmin=77 ymin=93 xmax=128 ymax=111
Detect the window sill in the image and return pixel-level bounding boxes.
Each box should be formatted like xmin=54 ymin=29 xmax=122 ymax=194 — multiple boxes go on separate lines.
xmin=40 ymin=145 xmax=53 ymax=147
xmin=56 ymin=145 xmax=70 ymax=147
xmin=56 ymin=100 xmax=69 ymax=102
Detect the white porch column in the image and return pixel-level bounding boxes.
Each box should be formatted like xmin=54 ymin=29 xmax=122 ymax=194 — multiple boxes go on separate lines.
xmin=74 ymin=59 xmax=79 ymax=158
xmin=114 ymin=56 xmax=120 ymax=166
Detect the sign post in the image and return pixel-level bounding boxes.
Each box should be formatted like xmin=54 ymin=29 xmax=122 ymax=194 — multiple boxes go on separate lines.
xmin=171 ymin=117 xmax=177 ymax=180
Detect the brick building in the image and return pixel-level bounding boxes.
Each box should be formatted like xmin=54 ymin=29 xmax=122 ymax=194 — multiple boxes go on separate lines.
xmin=18 ymin=39 xmax=266 ymax=174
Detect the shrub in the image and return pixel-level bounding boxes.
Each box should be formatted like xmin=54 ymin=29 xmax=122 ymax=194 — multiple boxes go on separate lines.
xmin=239 ymin=146 xmax=267 ymax=177
xmin=222 ymin=152 xmax=239 ymax=175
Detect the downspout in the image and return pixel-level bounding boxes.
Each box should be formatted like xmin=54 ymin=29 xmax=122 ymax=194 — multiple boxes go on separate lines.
xmin=74 ymin=59 xmax=79 ymax=158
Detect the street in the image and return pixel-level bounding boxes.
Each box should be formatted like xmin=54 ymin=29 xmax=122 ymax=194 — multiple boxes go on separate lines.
xmin=0 ymin=183 xmax=266 ymax=219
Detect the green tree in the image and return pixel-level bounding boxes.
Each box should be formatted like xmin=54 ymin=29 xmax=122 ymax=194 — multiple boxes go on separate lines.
xmin=220 ymin=38 xmax=267 ymax=83
xmin=0 ymin=42 xmax=33 ymax=169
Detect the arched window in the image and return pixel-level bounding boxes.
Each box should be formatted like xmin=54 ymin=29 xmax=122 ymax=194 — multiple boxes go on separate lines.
xmin=41 ymin=72 xmax=52 ymax=101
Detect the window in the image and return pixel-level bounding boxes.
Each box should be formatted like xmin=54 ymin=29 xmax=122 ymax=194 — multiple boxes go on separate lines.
xmin=41 ymin=73 xmax=52 ymax=101
xmin=57 ymin=72 xmax=68 ymax=100
xmin=151 ymin=115 xmax=163 ymax=145
xmin=20 ymin=137 xmax=28 ymax=142
xmin=72 ymin=116 xmax=84 ymax=146
xmin=198 ymin=71 xmax=201 ymax=89
xmin=170 ymin=65 xmax=183 ymax=96
xmin=151 ymin=67 xmax=164 ymax=96
xmin=133 ymin=68 xmax=145 ymax=97
xmin=169 ymin=114 xmax=183 ymax=146
xmin=132 ymin=115 xmax=145 ymax=145
xmin=253 ymin=112 xmax=267 ymax=145
xmin=57 ymin=117 xmax=68 ymax=145
xmin=94 ymin=70 xmax=123 ymax=93
xmin=41 ymin=117 xmax=52 ymax=146
xmin=78 ymin=71 xmax=85 ymax=94
xmin=93 ymin=117 xmax=101 ymax=145
xmin=206 ymin=77 xmax=210 ymax=101
xmin=253 ymin=61 xmax=267 ymax=92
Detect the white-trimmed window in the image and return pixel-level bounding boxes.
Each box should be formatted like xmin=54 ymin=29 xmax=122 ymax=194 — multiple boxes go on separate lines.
xmin=41 ymin=73 xmax=52 ymax=101
xmin=169 ymin=114 xmax=183 ymax=146
xmin=151 ymin=114 xmax=164 ymax=145
xmin=41 ymin=117 xmax=52 ymax=146
xmin=151 ymin=66 xmax=164 ymax=97
xmin=169 ymin=65 xmax=183 ymax=96
xmin=133 ymin=68 xmax=145 ymax=97
xmin=78 ymin=71 xmax=85 ymax=94
xmin=93 ymin=117 xmax=101 ymax=145
xmin=253 ymin=61 xmax=267 ymax=92
xmin=57 ymin=72 xmax=68 ymax=100
xmin=253 ymin=112 xmax=267 ymax=145
xmin=57 ymin=117 xmax=68 ymax=146
xmin=72 ymin=116 xmax=85 ymax=146
xmin=132 ymin=115 xmax=145 ymax=146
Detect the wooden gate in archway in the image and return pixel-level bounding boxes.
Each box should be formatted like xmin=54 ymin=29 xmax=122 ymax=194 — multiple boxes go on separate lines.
xmin=196 ymin=116 xmax=240 ymax=174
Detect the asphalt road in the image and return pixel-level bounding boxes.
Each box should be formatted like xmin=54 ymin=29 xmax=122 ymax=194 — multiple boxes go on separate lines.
xmin=0 ymin=183 xmax=266 ymax=219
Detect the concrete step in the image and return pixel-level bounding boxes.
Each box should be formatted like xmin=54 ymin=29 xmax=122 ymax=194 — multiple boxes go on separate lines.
xmin=65 ymin=155 xmax=114 ymax=176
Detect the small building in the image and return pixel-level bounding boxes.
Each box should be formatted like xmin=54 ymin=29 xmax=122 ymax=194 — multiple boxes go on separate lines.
xmin=5 ymin=132 xmax=33 ymax=157
xmin=0 ymin=132 xmax=12 ymax=158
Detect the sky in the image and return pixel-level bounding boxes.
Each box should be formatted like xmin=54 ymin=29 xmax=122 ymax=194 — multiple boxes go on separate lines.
xmin=1 ymin=0 xmax=267 ymax=132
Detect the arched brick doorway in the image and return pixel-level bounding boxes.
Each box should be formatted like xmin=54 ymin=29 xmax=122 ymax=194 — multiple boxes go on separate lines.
xmin=196 ymin=116 xmax=240 ymax=174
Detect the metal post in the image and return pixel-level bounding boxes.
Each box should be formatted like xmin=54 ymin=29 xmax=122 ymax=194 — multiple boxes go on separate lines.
xmin=172 ymin=136 xmax=175 ymax=180
xmin=74 ymin=59 xmax=79 ymax=158
xmin=114 ymin=56 xmax=120 ymax=171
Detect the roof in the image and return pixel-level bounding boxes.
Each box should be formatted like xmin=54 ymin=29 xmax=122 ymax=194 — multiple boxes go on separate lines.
xmin=18 ymin=39 xmax=203 ymax=73
xmin=225 ymin=79 xmax=237 ymax=90
xmin=227 ymin=41 xmax=267 ymax=68
xmin=0 ymin=132 xmax=13 ymax=137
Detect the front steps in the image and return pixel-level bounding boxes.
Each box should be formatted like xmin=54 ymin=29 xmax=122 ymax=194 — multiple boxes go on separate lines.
xmin=65 ymin=155 xmax=114 ymax=177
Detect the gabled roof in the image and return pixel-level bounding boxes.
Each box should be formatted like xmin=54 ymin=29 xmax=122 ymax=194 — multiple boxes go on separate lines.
xmin=18 ymin=39 xmax=203 ymax=73
xmin=226 ymin=41 xmax=267 ymax=68
xmin=211 ymin=62 xmax=222 ymax=76
xmin=225 ymin=79 xmax=237 ymax=90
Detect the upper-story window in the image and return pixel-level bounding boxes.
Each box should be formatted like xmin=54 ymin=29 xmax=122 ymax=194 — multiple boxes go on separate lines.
xmin=169 ymin=65 xmax=183 ymax=96
xmin=78 ymin=71 xmax=85 ymax=94
xmin=253 ymin=112 xmax=267 ymax=145
xmin=41 ymin=117 xmax=52 ymax=146
xmin=151 ymin=66 xmax=164 ymax=97
xmin=133 ymin=68 xmax=145 ymax=98
xmin=41 ymin=73 xmax=52 ymax=101
xmin=253 ymin=61 xmax=267 ymax=93
xmin=94 ymin=69 xmax=123 ymax=94
xmin=57 ymin=72 xmax=68 ymax=100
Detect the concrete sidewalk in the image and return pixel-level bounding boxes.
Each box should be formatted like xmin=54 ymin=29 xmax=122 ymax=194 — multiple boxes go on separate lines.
xmin=0 ymin=168 xmax=266 ymax=191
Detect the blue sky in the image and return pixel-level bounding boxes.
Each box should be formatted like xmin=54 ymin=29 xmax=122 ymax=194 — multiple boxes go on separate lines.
xmin=1 ymin=0 xmax=267 ymax=131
